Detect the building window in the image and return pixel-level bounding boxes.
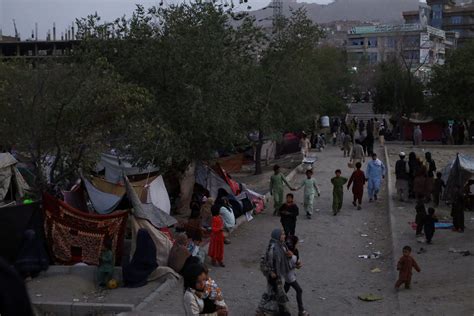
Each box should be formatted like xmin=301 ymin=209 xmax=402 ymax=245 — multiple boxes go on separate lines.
xmin=451 ymin=16 xmax=462 ymax=24
xmin=403 ymin=50 xmax=420 ymax=61
xmin=403 ymin=36 xmax=419 ymax=48
xmin=386 ymin=37 xmax=397 ymax=48
xmin=368 ymin=37 xmax=377 ymax=47
xmin=351 ymin=38 xmax=364 ymax=46
xmin=368 ymin=52 xmax=378 ymax=64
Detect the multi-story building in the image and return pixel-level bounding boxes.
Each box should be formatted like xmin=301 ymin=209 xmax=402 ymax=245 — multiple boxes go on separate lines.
xmin=405 ymin=0 xmax=474 ymax=46
xmin=346 ymin=23 xmax=451 ymax=80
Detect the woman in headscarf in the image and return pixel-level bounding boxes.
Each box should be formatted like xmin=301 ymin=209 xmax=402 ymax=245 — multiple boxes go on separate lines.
xmin=256 ymin=228 xmax=291 ymax=316
xmin=14 ymin=229 xmax=49 ymax=279
xmin=168 ymin=233 xmax=191 ymax=274
xmin=123 ymin=228 xmax=158 ymax=288
xmin=424 ymin=152 xmax=437 ymax=202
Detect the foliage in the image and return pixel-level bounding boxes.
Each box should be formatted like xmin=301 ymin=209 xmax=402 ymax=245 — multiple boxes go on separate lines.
xmin=0 ymin=60 xmax=151 ymax=191
xmin=429 ymin=42 xmax=474 ymax=120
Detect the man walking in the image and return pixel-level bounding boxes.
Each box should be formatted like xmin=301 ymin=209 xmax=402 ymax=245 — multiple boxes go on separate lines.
xmin=270 ymin=165 xmax=292 ymax=216
xmin=395 ymin=152 xmax=410 ymax=202
xmin=350 ymin=139 xmax=365 ymax=169
xmin=366 ymin=153 xmax=386 ymax=202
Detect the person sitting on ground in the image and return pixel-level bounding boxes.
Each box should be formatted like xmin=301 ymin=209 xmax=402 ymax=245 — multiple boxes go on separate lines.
xmin=284 ymin=235 xmax=309 ymax=316
xmin=347 ymin=162 xmax=366 ymax=210
xmin=97 ymin=238 xmax=114 ymax=288
xmin=14 ymin=229 xmax=49 ymax=280
xmin=424 ymin=208 xmax=438 ymax=244
xmin=395 ymin=246 xmax=421 ymax=290
xmin=123 ymin=228 xmax=158 ymax=288
xmin=279 ymin=193 xmax=299 ymax=236
xmin=183 ymin=264 xmax=228 ymax=316
xmin=168 ymin=233 xmax=191 ymax=274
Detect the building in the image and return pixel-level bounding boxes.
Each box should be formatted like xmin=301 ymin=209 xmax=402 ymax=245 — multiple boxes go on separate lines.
xmin=404 ymin=0 xmax=474 ymax=46
xmin=346 ymin=23 xmax=451 ymax=80
xmin=319 ymin=20 xmax=378 ymax=47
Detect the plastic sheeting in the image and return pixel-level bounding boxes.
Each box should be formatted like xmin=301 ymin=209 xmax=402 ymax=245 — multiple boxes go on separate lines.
xmin=443 ymin=154 xmax=474 ymax=201
xmin=125 ymin=176 xmax=177 ymax=228
xmin=146 ymin=176 xmax=171 ymax=215
xmin=195 ymin=162 xmax=232 ymax=198
xmin=99 ymin=153 xmax=160 ymax=184
xmin=83 ymin=178 xmax=123 ymax=215
xmin=0 ymin=153 xmax=30 ymax=201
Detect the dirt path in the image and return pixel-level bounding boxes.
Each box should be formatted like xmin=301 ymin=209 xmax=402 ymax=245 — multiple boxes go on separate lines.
xmin=145 ymin=145 xmax=399 ymax=315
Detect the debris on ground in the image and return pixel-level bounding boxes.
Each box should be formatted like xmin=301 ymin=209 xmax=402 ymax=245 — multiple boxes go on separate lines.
xmin=449 ymin=248 xmax=471 ymax=256
xmin=361 ymin=234 xmax=369 ymax=237
xmin=417 ymin=248 xmax=427 ymax=254
xmin=358 ymin=251 xmax=381 ymax=259
xmin=358 ymin=293 xmax=383 ymax=302
xmin=371 ymin=268 xmax=381 ymax=273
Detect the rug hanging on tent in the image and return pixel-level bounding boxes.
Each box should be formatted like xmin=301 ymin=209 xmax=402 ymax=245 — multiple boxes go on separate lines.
xmin=43 ymin=193 xmax=128 ymax=265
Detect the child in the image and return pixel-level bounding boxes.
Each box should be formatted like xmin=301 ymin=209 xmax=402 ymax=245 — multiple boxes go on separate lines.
xmin=347 ymin=162 xmax=366 ymax=210
xmin=331 ymin=169 xmax=348 ymax=216
xmin=415 ymin=199 xmax=427 ymax=237
xmin=208 ymin=206 xmax=225 ymax=267
xmin=199 ymin=267 xmax=227 ymax=312
xmin=284 ymin=235 xmax=309 ymax=316
xmin=294 ymin=169 xmax=321 ymax=219
xmin=432 ymin=172 xmax=445 ymax=207
xmin=395 ymin=246 xmax=421 ymax=290
xmin=424 ymin=208 xmax=438 ymax=244
xmin=97 ymin=238 xmax=114 ymax=287
xmin=279 ymin=193 xmax=299 ymax=236
xmin=187 ymin=235 xmax=206 ymax=264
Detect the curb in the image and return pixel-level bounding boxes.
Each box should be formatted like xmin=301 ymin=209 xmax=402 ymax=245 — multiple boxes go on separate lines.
xmin=32 ymin=301 xmax=134 ymax=315
xmin=383 ymin=146 xmax=402 ymax=312
xmin=136 ymin=275 xmax=181 ymax=311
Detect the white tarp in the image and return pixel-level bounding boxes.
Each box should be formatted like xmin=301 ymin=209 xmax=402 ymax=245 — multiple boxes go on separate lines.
xmin=99 ymin=153 xmax=160 ymax=183
xmin=0 ymin=153 xmax=30 ymax=201
xmin=147 ymin=176 xmax=171 ymax=215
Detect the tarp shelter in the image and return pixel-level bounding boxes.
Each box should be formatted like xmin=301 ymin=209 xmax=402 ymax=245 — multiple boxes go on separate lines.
xmin=83 ymin=178 xmax=124 ymax=215
xmin=402 ymin=117 xmax=443 ymax=141
xmin=216 ymin=153 xmax=245 ymax=173
xmin=124 ymin=176 xmax=176 ymax=228
xmin=0 ymin=153 xmax=31 ymax=202
xmin=97 ymin=153 xmax=160 ymax=184
xmin=0 ymin=202 xmax=45 ymax=263
xmin=43 ymin=193 xmax=128 ymax=265
xmin=195 ymin=162 xmax=233 ymax=199
xmin=443 ymin=154 xmax=474 ymax=201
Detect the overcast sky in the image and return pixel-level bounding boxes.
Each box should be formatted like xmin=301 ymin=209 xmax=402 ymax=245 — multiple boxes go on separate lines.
xmin=1 ymin=0 xmax=334 ymax=39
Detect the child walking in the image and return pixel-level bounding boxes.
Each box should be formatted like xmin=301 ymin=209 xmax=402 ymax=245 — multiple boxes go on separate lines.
xmin=395 ymin=246 xmax=421 ymax=290
xmin=432 ymin=172 xmax=445 ymax=207
xmin=331 ymin=169 xmax=348 ymax=216
xmin=294 ymin=169 xmax=320 ymax=219
xmin=284 ymin=235 xmax=309 ymax=316
xmin=208 ymin=206 xmax=225 ymax=267
xmin=424 ymin=208 xmax=438 ymax=244
xmin=279 ymin=193 xmax=299 ymax=236
xmin=347 ymin=162 xmax=366 ymax=210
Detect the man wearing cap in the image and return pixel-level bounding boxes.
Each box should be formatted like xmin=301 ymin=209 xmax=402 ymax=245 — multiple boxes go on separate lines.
xmin=366 ymin=153 xmax=386 ymax=202
xmin=395 ymin=152 xmax=410 ymax=202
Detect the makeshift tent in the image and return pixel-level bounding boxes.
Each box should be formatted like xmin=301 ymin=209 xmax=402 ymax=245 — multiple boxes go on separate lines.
xmin=216 ymin=153 xmax=245 ymax=173
xmin=97 ymin=153 xmax=159 ymax=183
xmin=402 ymin=117 xmax=443 ymax=141
xmin=82 ymin=178 xmax=124 ymax=215
xmin=195 ymin=162 xmax=233 ymax=199
xmin=43 ymin=193 xmax=128 ymax=265
xmin=0 ymin=202 xmax=45 ymax=263
xmin=0 ymin=153 xmax=31 ymax=202
xmin=443 ymin=154 xmax=474 ymax=201
xmin=91 ymin=175 xmax=155 ymax=202
xmin=124 ymin=176 xmax=176 ymax=228
xmin=146 ymin=176 xmax=171 ymax=215
xmin=214 ymin=164 xmax=240 ymax=195
xmin=62 ymin=182 xmax=89 ymax=212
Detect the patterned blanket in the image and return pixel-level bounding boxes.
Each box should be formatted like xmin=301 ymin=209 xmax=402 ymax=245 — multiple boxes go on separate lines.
xmin=43 ymin=193 xmax=128 ymax=265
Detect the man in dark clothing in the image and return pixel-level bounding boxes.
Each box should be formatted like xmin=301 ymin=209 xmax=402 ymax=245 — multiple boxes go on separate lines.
xmin=451 ymin=186 xmax=465 ymax=232
xmin=280 ymin=193 xmax=299 ymax=236
xmin=395 ymin=152 xmax=410 ymax=202
xmin=424 ymin=208 xmax=438 ymax=244
xmin=415 ymin=199 xmax=427 ymax=236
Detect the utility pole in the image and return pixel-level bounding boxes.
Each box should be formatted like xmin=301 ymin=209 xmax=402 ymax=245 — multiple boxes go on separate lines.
xmin=272 ymin=0 xmax=283 ymax=32
xmin=12 ymin=19 xmax=19 ymax=39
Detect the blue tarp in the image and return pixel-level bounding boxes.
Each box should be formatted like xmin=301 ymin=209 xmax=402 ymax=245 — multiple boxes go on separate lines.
xmin=82 ymin=178 xmax=123 ymax=215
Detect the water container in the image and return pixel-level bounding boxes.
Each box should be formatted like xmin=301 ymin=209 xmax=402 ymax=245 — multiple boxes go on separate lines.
xmin=321 ymin=116 xmax=330 ymax=127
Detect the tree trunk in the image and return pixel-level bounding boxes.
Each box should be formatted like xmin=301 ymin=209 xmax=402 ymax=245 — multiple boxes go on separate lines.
xmin=254 ymin=130 xmax=264 ymax=175
xmin=176 ymin=161 xmax=196 ymax=216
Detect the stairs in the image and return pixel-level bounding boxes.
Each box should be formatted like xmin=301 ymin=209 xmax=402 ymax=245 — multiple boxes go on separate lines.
xmin=345 ymin=102 xmax=389 ymax=124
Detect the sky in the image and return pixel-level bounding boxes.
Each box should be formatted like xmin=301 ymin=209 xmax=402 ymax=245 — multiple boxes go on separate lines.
xmin=0 ymin=0 xmax=334 ymax=39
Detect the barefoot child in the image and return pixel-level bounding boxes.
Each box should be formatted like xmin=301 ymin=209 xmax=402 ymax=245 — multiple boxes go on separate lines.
xmin=395 ymin=246 xmax=421 ymax=290
xmin=347 ymin=162 xmax=366 ymax=210
xmin=331 ymin=169 xmax=348 ymax=216
xmin=294 ymin=169 xmax=320 ymax=219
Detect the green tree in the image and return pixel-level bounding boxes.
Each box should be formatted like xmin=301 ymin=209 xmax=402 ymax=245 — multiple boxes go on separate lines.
xmin=429 ymin=42 xmax=474 ymax=120
xmin=0 ymin=60 xmax=151 ymax=192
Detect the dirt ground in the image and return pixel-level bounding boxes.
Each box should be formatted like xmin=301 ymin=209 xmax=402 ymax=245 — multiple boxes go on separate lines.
xmin=386 ymin=144 xmax=474 ymax=315
xmin=145 ymin=145 xmax=401 ymax=315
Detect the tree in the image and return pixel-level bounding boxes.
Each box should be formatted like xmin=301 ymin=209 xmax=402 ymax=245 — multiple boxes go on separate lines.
xmin=429 ymin=42 xmax=474 ymax=120
xmin=0 ymin=60 xmax=151 ymax=192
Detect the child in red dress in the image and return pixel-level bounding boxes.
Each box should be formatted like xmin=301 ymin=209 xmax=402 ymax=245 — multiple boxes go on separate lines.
xmin=208 ymin=205 xmax=225 ymax=267
xmin=395 ymin=246 xmax=421 ymax=289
